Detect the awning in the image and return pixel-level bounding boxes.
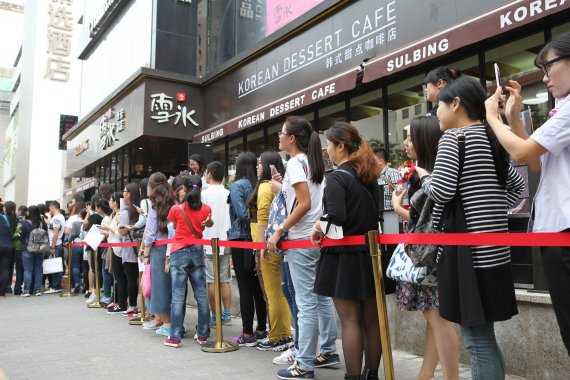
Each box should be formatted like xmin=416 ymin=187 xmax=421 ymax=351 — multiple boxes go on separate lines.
xmin=363 ymin=0 xmax=570 ymax=83
xmin=63 ymin=178 xmax=98 ymax=198
xmin=193 ymin=68 xmax=359 ymax=144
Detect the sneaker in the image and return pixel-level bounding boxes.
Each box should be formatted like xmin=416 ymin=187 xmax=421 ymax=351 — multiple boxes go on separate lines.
xmin=100 ymin=296 xmax=112 ymax=305
xmin=221 ymin=310 xmax=232 ymax=325
xmin=44 ymin=288 xmax=62 ymax=294
xmin=277 ymin=362 xmax=314 ymax=379
xmin=196 ymin=336 xmax=207 ymax=345
xmin=143 ymin=320 xmax=163 ymax=330
xmin=209 ymin=315 xmax=217 ymax=328
xmin=21 ymin=292 xmax=30 ymax=297
xmin=106 ymin=302 xmax=118 ymax=309
xmin=84 ymin=291 xmax=91 ymax=299
xmin=273 ymin=346 xmax=297 ymax=365
xmin=86 ymin=292 xmax=97 ymax=304
xmin=156 ymin=325 xmax=171 ymax=337
xmin=35 ymin=291 xmax=42 ymax=297
xmin=232 ymin=331 xmax=258 ymax=347
xmin=122 ymin=308 xmax=138 ymax=317
xmin=107 ymin=305 xmax=127 ymax=315
xmin=257 ymin=336 xmax=293 ymax=352
xmin=163 ymin=338 xmax=182 ymax=348
xmin=313 ymin=352 xmax=340 ymax=368
xmin=255 ymin=329 xmax=268 ymax=342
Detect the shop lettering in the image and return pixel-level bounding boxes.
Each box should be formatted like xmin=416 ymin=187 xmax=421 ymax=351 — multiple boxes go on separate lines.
xmin=311 ymin=83 xmax=336 ymax=100
xmin=74 ymin=139 xmax=90 ymax=156
xmin=238 ymin=112 xmax=265 ymax=128
xmin=386 ymin=38 xmax=449 ymax=72
xmin=238 ymin=64 xmax=279 ymax=95
xmin=201 ymin=128 xmax=224 ymax=143
xmin=500 ymin=0 xmax=566 ymax=29
xmin=269 ymin=95 xmax=306 ymax=117
xmin=351 ymin=1 xmax=396 ymax=38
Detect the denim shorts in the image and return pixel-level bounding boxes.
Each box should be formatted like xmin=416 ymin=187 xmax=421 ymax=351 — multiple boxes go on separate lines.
xmin=205 ymin=254 xmax=232 ymax=283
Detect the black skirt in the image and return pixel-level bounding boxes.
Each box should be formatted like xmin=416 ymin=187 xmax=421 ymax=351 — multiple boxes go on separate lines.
xmin=314 ymin=245 xmax=396 ymax=300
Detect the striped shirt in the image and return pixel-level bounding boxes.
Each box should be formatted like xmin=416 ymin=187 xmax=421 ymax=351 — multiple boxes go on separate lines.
xmin=421 ymin=125 xmax=525 ymax=269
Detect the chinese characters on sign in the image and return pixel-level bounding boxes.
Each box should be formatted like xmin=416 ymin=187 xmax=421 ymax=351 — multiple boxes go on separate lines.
xmin=45 ymin=0 xmax=73 ymax=82
xmin=240 ymin=0 xmax=263 ymax=21
xmin=59 ymin=114 xmax=78 ymax=150
xmin=100 ymin=108 xmax=126 ymax=150
xmin=150 ymin=93 xmax=199 ymax=128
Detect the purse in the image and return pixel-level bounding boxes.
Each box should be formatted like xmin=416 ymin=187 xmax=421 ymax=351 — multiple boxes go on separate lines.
xmin=42 ymin=257 xmax=63 ymax=274
xmin=404 ymin=189 xmax=439 ymax=267
xmin=142 ymin=264 xmax=151 ymax=299
xmin=386 ymin=243 xmax=437 ymax=286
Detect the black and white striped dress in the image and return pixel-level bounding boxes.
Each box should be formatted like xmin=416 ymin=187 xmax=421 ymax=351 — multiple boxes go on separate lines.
xmin=422 ymin=125 xmax=525 ymax=322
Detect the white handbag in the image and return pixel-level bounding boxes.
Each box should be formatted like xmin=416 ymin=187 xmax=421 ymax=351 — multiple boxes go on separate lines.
xmin=42 ymin=257 xmax=64 ymax=274
xmin=386 ymin=243 xmax=437 ymax=286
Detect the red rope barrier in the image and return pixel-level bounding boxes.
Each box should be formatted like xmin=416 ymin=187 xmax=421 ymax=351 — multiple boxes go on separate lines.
xmin=70 ymin=232 xmax=570 ymax=250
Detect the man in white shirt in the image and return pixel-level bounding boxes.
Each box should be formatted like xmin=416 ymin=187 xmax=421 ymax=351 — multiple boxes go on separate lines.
xmin=45 ymin=201 xmax=66 ymax=294
xmin=201 ymin=161 xmax=232 ymax=325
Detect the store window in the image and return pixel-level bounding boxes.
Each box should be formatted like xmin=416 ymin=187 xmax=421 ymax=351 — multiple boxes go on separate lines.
xmin=486 ymin=33 xmax=547 ymax=129
xmin=350 ymin=90 xmax=384 ymax=150
xmin=317 ymin=102 xmax=346 ymax=147
xmin=247 ymin=129 xmax=265 ymax=155
xmin=445 ymin=55 xmax=481 ymax=82
xmin=228 ymin=136 xmax=243 ymax=179
xmin=387 ymin=75 xmax=426 ymax=167
xmin=267 ymin=122 xmax=283 ymax=153
xmin=552 ymin=22 xmax=570 ymax=37
xmin=213 ymin=142 xmax=226 ymax=170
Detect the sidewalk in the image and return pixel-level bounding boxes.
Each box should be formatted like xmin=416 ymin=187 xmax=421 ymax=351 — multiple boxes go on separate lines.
xmin=0 ymin=293 xmax=529 ymax=380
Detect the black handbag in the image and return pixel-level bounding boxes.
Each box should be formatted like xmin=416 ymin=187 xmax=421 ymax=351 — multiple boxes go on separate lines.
xmin=404 ymin=189 xmax=439 ymax=267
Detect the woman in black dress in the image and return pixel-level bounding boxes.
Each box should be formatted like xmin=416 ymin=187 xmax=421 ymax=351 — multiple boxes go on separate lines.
xmin=312 ymin=122 xmax=381 ymax=380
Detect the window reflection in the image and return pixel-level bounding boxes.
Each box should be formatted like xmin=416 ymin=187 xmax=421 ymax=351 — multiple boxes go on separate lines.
xmin=350 ymin=90 xmax=384 ymax=150
xmin=247 ymin=129 xmax=265 ymax=155
xmin=318 ymin=102 xmax=346 ymax=147
xmin=228 ymin=137 xmax=243 ymax=180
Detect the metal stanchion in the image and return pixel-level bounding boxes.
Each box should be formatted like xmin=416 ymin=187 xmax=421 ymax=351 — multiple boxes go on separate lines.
xmin=61 ymin=243 xmax=76 ymax=297
xmin=202 ymin=238 xmax=239 ymax=353
xmin=87 ymin=249 xmax=102 ymax=308
xmin=367 ymin=230 xmax=395 ymax=380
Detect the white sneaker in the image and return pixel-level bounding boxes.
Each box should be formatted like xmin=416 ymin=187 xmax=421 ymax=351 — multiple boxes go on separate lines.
xmin=21 ymin=292 xmax=30 ymax=297
xmin=44 ymin=288 xmax=62 ymax=294
xmin=86 ymin=292 xmax=97 ymax=304
xmin=273 ymin=346 xmax=297 ymax=365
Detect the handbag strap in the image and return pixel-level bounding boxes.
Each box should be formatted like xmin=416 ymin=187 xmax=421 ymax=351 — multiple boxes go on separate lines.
xmin=335 ymin=169 xmax=379 ymax=211
xmin=178 ymin=204 xmax=199 ymax=239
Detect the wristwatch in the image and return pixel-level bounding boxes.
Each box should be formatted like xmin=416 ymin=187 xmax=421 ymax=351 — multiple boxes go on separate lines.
xmin=278 ymin=223 xmax=288 ymax=233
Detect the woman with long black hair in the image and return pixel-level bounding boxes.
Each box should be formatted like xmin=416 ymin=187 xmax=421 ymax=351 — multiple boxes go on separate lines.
xmin=21 ymin=205 xmax=46 ymax=297
xmin=0 ymin=201 xmax=16 ymax=296
xmin=229 ymin=152 xmax=268 ymax=346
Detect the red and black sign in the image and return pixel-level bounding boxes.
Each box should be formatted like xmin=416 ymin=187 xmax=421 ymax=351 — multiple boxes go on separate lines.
xmin=59 ymin=114 xmax=78 ymax=150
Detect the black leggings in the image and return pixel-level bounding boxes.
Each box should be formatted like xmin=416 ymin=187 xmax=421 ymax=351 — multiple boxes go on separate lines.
xmin=0 ymin=247 xmax=14 ymax=296
xmin=112 ymin=253 xmax=127 ymax=308
xmin=231 ymin=246 xmax=267 ymax=334
xmin=123 ymin=262 xmax=139 ymax=308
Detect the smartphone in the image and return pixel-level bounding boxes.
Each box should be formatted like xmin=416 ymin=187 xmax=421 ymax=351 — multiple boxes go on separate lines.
xmin=494 ymin=63 xmax=501 ymax=92
xmin=382 ymin=175 xmax=396 ymax=192
xmin=269 ymin=165 xmax=278 ymax=176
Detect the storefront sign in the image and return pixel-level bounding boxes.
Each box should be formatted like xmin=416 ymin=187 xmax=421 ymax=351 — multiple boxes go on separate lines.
xmin=59 ymin=114 xmax=78 ymax=150
xmin=89 ymin=0 xmax=127 ymax=38
xmin=63 ymin=178 xmax=98 ymax=197
xmin=74 ymin=139 xmax=90 ymax=156
xmin=363 ymin=0 xmax=570 ymax=82
xmin=45 ymin=0 xmax=74 ymax=82
xmin=100 ymin=107 xmax=126 ymax=150
xmin=195 ymin=69 xmax=357 ymax=143
xmin=149 ymin=92 xmax=199 ymax=128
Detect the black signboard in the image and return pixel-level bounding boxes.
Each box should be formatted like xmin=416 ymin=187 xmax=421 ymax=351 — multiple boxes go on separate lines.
xmin=59 ymin=115 xmax=78 ymax=150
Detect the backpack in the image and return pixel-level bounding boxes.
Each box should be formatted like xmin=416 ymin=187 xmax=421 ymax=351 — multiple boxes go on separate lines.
xmin=27 ymin=225 xmax=50 ymax=254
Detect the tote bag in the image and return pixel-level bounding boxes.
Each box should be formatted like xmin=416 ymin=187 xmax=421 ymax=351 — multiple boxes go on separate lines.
xmin=42 ymin=257 xmax=63 ymax=274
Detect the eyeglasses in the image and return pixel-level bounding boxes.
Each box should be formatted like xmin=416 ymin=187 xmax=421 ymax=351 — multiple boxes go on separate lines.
xmin=122 ymin=189 xmax=128 ymax=193
xmin=539 ymin=55 xmax=570 ymax=77
xmin=278 ymin=131 xmax=290 ymax=137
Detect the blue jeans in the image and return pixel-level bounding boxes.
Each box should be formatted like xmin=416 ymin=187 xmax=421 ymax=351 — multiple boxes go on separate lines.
xmin=22 ymin=251 xmax=43 ymax=294
xmin=287 ymin=247 xmax=337 ymax=371
xmin=50 ymin=245 xmax=63 ymax=290
xmin=282 ymin=256 xmax=299 ymax=349
xmin=460 ymin=322 xmax=505 ymax=380
xmin=14 ymin=250 xmax=23 ymax=294
xmin=169 ymin=245 xmax=209 ymax=341
xmin=102 ymin=255 xmax=113 ymax=298
xmin=71 ymin=246 xmax=83 ymax=288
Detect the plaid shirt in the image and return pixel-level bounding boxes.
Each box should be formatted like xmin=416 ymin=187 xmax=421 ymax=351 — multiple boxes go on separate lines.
xmin=377 ymin=166 xmax=402 ymax=210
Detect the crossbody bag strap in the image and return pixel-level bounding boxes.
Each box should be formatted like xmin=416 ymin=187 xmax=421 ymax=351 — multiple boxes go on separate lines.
xmin=335 ymin=169 xmax=379 ymax=211
xmin=178 ymin=204 xmax=199 ymax=239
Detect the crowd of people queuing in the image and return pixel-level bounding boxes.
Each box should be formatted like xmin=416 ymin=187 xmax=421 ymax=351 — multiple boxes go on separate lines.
xmin=1 ymin=31 xmax=569 ymax=380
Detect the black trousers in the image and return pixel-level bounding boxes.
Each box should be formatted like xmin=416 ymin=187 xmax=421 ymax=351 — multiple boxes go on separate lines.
xmin=112 ymin=253 xmax=128 ymax=308
xmin=541 ymin=240 xmax=570 ymax=356
xmin=123 ymin=262 xmax=139 ymax=308
xmin=231 ymin=245 xmax=267 ymax=334
xmin=0 ymin=247 xmax=15 ymax=296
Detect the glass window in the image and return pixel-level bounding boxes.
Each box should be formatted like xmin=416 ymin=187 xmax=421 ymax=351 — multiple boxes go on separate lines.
xmin=318 ymin=102 xmax=346 ymax=147
xmin=486 ymin=33 xmax=547 ymax=131
xmin=552 ymin=22 xmax=570 ymax=37
xmin=213 ymin=142 xmax=226 ymax=171
xmin=350 ymin=90 xmax=384 ymax=150
xmin=228 ymin=136 xmax=243 ymax=180
xmin=247 ymin=129 xmax=265 ymax=155
xmin=445 ymin=55 xmax=481 ymax=82
xmin=267 ymin=122 xmax=283 ymax=153
xmin=387 ymin=75 xmax=426 ymax=167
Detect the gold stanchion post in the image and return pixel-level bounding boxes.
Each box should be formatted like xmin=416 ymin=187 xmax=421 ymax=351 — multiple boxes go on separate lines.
xmin=61 ymin=243 xmax=76 ymax=297
xmin=87 ymin=249 xmax=102 ymax=308
xmin=367 ymin=230 xmax=395 ymax=380
xmin=202 ymin=238 xmax=239 ymax=353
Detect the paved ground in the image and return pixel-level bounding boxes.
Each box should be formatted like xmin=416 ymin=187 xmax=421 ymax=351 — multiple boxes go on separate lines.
xmin=0 ymin=293 xmax=529 ymax=380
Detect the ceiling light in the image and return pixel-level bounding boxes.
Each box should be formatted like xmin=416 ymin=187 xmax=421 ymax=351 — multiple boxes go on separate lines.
xmin=536 ymin=91 xmax=548 ymax=99
xmin=522 ymin=97 xmax=548 ymax=105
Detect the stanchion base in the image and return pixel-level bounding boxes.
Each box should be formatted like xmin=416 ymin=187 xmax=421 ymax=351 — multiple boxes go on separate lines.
xmin=129 ymin=317 xmax=150 ymax=325
xmin=201 ymin=340 xmax=239 ymax=353
xmin=60 ymin=291 xmax=76 ymax=297
xmin=87 ymin=302 xmax=103 ymax=308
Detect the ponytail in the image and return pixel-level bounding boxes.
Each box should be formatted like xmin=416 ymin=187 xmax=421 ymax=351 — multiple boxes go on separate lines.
xmin=183 ymin=175 xmax=203 ymax=210
xmin=284 ymin=115 xmax=324 ymax=184
xmin=484 ymin=124 xmax=509 ymax=189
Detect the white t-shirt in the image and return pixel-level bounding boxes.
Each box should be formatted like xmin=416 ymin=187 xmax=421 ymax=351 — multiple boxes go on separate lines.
xmin=530 ymin=97 xmax=570 ymax=232
xmin=201 ymin=184 xmax=231 ymax=255
xmin=282 ymin=154 xmax=323 ymax=240
xmin=49 ymin=213 xmax=66 ymax=245
xmin=65 ymin=214 xmax=79 ymax=230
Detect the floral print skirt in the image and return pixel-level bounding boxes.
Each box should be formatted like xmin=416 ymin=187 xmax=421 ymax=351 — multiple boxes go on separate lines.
xmin=395 ymin=280 xmax=439 ymax=311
